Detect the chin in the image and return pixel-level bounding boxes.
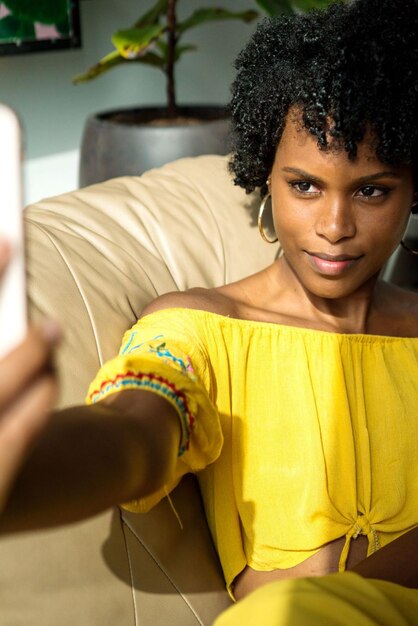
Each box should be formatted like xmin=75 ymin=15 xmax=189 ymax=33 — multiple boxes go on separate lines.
xmin=282 ymin=254 xmax=382 ymax=299
xmin=303 ymin=273 xmax=379 ymax=300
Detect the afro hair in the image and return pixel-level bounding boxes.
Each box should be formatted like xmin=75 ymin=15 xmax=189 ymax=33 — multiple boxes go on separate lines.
xmin=229 ymin=0 xmax=418 ymax=194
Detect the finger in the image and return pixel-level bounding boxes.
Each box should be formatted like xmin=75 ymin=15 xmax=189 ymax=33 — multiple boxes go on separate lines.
xmin=0 ymin=239 xmax=11 ymax=275
xmin=0 ymin=321 xmax=61 ymax=410
xmin=0 ymin=373 xmax=58 ymax=509
xmin=0 ymin=371 xmax=58 ymax=451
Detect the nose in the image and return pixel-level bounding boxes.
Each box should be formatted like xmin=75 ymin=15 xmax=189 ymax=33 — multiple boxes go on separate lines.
xmin=315 ymin=196 xmax=356 ymax=243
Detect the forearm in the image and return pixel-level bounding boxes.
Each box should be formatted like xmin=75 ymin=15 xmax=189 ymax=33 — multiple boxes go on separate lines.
xmin=351 ymin=526 xmax=418 ymax=588
xmin=0 ymin=390 xmax=180 ymax=533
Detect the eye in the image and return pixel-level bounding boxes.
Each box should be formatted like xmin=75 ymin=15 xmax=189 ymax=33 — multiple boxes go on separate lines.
xmin=289 ymin=181 xmax=320 ymax=195
xmin=357 ymin=185 xmax=389 ymax=198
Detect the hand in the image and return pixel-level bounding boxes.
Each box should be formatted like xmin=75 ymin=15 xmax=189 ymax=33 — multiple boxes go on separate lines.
xmin=0 ymin=241 xmax=60 ymax=512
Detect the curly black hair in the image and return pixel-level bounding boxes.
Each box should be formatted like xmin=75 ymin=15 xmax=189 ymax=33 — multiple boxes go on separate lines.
xmin=229 ymin=0 xmax=418 ymax=195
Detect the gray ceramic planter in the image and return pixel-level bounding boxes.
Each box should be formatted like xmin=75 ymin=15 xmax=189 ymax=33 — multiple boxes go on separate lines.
xmin=79 ymin=105 xmax=231 ymax=187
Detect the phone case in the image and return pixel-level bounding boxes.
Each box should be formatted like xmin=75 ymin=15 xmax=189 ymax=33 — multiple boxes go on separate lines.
xmin=0 ymin=105 xmax=27 ymax=358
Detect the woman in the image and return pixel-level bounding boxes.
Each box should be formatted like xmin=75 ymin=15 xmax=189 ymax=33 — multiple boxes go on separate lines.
xmin=2 ymin=0 xmax=418 ymax=623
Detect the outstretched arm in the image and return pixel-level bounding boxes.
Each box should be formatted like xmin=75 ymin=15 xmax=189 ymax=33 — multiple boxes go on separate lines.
xmin=0 ymin=389 xmax=181 ymax=533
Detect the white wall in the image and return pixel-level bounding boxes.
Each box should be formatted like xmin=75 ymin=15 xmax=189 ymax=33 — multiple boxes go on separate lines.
xmin=24 ymin=150 xmax=79 ymax=205
xmin=0 ymin=0 xmax=260 ymax=204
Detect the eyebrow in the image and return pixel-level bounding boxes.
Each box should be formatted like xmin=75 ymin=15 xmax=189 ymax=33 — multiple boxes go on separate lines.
xmin=281 ymin=167 xmax=402 ymax=185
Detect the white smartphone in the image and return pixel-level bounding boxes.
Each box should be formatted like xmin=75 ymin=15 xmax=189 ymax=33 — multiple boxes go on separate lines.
xmin=0 ymin=104 xmax=27 ymax=359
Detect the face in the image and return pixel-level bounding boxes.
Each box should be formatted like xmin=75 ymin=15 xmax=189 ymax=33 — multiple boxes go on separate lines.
xmin=269 ymin=114 xmax=416 ymax=300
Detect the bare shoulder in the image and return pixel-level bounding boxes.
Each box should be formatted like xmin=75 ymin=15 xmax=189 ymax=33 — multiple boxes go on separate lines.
xmin=141 ymin=287 xmax=238 ymax=319
xmin=141 ymin=266 xmax=279 ymax=322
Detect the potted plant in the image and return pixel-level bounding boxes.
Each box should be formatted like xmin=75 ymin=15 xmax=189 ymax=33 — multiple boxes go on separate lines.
xmin=74 ymin=0 xmax=340 ymax=185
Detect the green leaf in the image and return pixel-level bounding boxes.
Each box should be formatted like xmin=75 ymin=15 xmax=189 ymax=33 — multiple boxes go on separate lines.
xmin=157 ymin=40 xmax=197 ymax=63
xmin=292 ymin=0 xmax=339 ymax=10
xmin=72 ymin=51 xmax=129 ymax=84
xmin=112 ymin=24 xmax=165 ymax=60
xmin=256 ymin=0 xmax=339 ymax=14
xmin=255 ymin=0 xmax=294 ymax=15
xmin=178 ymin=8 xmax=258 ymax=35
xmin=0 ymin=14 xmax=35 ymax=39
xmin=134 ymin=0 xmax=168 ymax=28
xmin=174 ymin=44 xmax=197 ymax=62
xmin=132 ymin=51 xmax=166 ymax=68
xmin=72 ymin=47 xmax=167 ymax=84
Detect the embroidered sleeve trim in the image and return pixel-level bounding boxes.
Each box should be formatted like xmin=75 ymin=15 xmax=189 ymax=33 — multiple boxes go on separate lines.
xmin=88 ymin=371 xmax=195 ymax=457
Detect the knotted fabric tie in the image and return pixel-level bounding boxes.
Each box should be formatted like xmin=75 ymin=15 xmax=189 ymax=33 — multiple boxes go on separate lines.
xmin=338 ymin=514 xmax=381 ymax=572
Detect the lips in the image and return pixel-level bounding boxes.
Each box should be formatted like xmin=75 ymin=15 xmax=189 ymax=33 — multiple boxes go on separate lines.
xmin=309 ymin=252 xmax=360 ymax=261
xmin=306 ymin=251 xmax=362 ymax=276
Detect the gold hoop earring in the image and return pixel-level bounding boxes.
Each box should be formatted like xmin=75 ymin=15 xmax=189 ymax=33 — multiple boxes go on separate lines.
xmin=400 ymin=240 xmax=418 ymax=255
xmin=258 ymin=193 xmax=278 ymax=244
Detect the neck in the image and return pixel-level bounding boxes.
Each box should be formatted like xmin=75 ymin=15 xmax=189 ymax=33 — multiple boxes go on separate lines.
xmin=269 ymin=257 xmax=380 ymax=334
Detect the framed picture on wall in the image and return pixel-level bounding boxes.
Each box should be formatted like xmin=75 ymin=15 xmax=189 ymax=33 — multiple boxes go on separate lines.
xmin=0 ymin=0 xmax=81 ymax=55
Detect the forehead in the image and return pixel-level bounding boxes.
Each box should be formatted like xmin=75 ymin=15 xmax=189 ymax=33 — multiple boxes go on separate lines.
xmin=274 ymin=112 xmax=380 ymax=173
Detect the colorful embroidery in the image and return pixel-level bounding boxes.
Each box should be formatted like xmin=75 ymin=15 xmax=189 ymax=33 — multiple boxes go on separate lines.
xmin=88 ymin=371 xmax=195 ymax=456
xmin=120 ymin=332 xmax=163 ymax=356
xmin=148 ymin=341 xmax=195 ymax=377
xmin=121 ymin=333 xmax=195 ymax=379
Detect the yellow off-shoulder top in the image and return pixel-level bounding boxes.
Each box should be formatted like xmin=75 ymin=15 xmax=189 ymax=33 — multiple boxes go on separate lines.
xmin=86 ymin=308 xmax=418 ymax=594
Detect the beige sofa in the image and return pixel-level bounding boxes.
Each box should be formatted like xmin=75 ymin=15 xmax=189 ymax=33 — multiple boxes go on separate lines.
xmin=0 ymin=155 xmax=278 ymax=626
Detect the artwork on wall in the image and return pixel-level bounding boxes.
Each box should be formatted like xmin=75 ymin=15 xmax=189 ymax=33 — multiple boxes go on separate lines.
xmin=0 ymin=0 xmax=81 ymax=55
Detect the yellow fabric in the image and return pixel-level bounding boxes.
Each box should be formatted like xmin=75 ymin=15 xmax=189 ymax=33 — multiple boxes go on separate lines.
xmin=213 ymin=572 xmax=418 ymax=626
xmin=87 ymin=308 xmax=418 ymax=594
